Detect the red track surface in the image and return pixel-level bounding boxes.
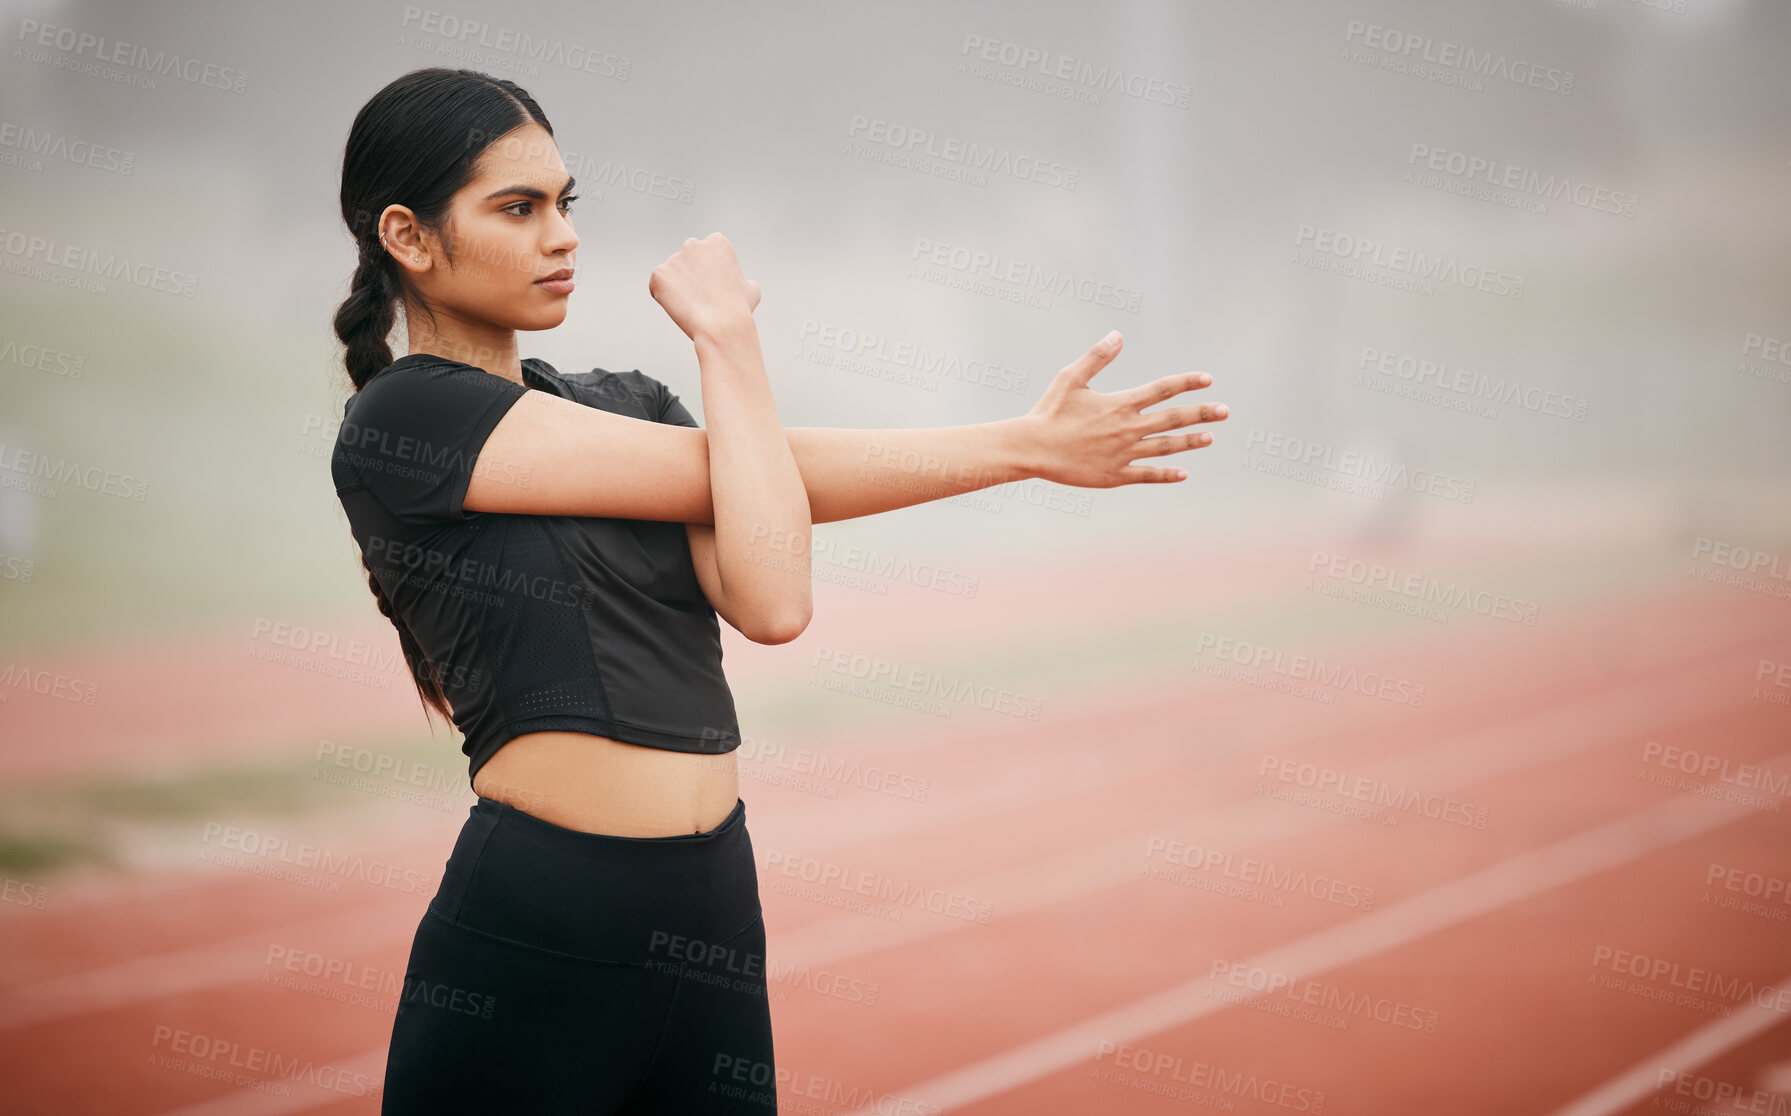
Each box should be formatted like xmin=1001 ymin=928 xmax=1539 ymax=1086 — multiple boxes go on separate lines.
xmin=1 ymin=531 xmax=1786 ymax=1115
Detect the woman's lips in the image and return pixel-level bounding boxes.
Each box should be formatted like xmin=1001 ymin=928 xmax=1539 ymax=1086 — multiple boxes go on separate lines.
xmin=535 ymin=276 xmax=574 ymax=294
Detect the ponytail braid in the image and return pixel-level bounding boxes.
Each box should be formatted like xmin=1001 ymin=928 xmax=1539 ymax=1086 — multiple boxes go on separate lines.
xmin=336 ymin=247 xmax=397 ymax=392
xmin=332 ymin=232 xmax=451 ymax=724
xmin=333 ymin=67 xmax=555 ymax=724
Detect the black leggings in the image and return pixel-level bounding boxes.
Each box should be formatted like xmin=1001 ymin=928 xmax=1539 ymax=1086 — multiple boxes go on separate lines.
xmin=381 ymin=795 xmax=777 ymax=1114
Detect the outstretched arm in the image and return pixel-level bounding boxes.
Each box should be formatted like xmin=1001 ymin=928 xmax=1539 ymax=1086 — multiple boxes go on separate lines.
xmin=469 ymin=328 xmax=1225 ymax=601
xmin=780 ymin=419 xmax=1036 ymax=523
xmin=681 ymin=418 xmax=1034 ymax=610
xmin=682 ymin=332 xmax=1226 ymax=609
xmin=710 ymin=330 xmax=1224 ymax=524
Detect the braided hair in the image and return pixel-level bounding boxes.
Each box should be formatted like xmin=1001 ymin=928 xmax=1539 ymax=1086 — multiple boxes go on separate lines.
xmin=331 ymin=67 xmax=553 ymax=722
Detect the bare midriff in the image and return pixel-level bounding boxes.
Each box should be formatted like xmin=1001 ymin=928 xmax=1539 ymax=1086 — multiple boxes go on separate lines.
xmin=470 ymin=730 xmax=741 ymax=838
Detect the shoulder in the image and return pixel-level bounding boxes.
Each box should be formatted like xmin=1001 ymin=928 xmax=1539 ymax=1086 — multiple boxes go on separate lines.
xmin=605 ymin=369 xmax=698 ymax=427
xmin=346 ymin=356 xmax=527 ymax=424
xmin=329 ymin=355 xmax=531 ymax=514
xmin=519 ymin=358 xmax=627 ymax=403
xmin=543 ymin=362 xmax=689 ymax=423
xmin=600 ymin=368 xmax=673 ymax=406
xmin=336 ymin=356 xmax=527 ymax=452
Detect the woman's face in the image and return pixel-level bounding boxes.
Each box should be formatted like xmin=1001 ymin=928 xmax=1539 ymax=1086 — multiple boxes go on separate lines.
xmin=392 ymin=122 xmax=579 ymax=337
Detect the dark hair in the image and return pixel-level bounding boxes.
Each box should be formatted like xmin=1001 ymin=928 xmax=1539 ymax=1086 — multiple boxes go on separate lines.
xmin=332 ymin=67 xmax=553 ymax=723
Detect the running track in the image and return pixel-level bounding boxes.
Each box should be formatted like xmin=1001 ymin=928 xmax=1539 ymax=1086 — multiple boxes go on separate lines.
xmin=1 ymin=520 xmax=1787 ymax=1114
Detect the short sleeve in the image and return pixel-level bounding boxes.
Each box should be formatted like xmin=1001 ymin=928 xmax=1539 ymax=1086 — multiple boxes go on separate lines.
xmin=652 ymin=375 xmax=699 ymax=428
xmin=334 ymin=360 xmax=529 ymax=524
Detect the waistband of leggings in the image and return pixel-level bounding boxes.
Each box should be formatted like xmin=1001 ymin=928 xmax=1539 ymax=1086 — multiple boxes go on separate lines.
xmin=429 ymin=795 xmax=761 ymax=966
xmin=488 ymin=793 xmax=747 ymax=848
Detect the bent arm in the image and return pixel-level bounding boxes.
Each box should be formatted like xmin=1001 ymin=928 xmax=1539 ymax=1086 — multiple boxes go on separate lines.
xmin=694 ymin=316 xmax=812 ymax=644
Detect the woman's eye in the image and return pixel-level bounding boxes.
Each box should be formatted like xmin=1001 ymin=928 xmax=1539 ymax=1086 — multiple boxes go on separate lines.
xmin=505 ymin=197 xmax=576 ymax=217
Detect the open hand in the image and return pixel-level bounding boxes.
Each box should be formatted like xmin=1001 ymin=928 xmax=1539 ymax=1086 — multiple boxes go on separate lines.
xmin=648 ymin=233 xmax=762 ymax=342
xmin=1020 ymin=331 xmax=1226 ymax=487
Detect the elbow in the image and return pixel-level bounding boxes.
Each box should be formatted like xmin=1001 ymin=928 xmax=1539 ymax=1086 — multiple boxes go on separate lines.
xmin=745 ymin=603 xmax=812 ymax=646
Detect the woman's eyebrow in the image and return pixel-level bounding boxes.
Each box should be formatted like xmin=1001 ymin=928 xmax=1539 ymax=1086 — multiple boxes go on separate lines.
xmin=483 ymin=174 xmax=576 ymax=201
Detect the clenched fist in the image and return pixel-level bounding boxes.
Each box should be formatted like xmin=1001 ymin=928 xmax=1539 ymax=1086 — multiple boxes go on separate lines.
xmin=648 ymin=232 xmax=761 ymax=343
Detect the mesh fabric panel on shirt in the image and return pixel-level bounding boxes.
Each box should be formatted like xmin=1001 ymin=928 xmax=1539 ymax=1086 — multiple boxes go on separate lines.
xmin=474 ymin=516 xmax=613 ymax=727
xmin=329 ymin=443 xmax=362 ymax=492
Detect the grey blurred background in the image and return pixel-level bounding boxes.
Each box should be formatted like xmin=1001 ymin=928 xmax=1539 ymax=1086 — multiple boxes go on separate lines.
xmin=2 ymin=0 xmax=1785 ymax=651
xmin=2 ymin=2 xmax=1791 ymax=1112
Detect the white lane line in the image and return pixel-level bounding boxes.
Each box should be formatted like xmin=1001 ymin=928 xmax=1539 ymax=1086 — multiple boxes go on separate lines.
xmin=754 ymin=590 xmax=1791 ymax=858
xmin=187 ymin=714 xmax=1782 ymax=1116
xmin=753 ymin=669 xmax=1272 ymax=854
xmin=200 ymin=655 xmax=1778 ymax=1116
xmin=1544 ymin=979 xmax=1791 ymax=1116
xmin=0 ymin=895 xmax=422 ymax=1031
xmin=844 ymin=748 xmax=1791 ymax=1114
xmin=0 ymin=633 xmax=1757 ymax=1042
xmin=770 ymin=662 xmax=1753 ymax=971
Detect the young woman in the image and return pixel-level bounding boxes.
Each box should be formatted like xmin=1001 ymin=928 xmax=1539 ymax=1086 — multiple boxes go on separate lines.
xmin=330 ymin=67 xmax=1226 ymax=1115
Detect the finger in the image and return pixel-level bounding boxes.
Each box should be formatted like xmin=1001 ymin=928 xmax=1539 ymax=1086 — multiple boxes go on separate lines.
xmin=1122 ymin=371 xmax=1211 ymax=408
xmin=1141 ymin=401 xmax=1229 ymax=433
xmin=1116 ymin=464 xmax=1187 ymax=483
xmin=1135 ymin=431 xmax=1214 ymax=456
xmin=1059 ymin=330 xmax=1124 ymax=388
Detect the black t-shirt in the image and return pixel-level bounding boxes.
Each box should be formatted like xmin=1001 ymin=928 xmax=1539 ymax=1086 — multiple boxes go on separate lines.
xmin=330 ymin=352 xmax=740 ymax=781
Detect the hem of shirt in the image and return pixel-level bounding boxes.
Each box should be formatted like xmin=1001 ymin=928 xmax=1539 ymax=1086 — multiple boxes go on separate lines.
xmin=467 ymin=714 xmax=742 ymax=782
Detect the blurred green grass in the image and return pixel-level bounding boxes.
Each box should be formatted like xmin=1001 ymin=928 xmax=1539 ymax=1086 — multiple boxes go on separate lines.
xmin=0 ymin=727 xmax=454 ymax=876
xmin=0 ymin=477 xmax=1764 ymax=878
xmin=0 ymin=282 xmax=365 ymax=656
